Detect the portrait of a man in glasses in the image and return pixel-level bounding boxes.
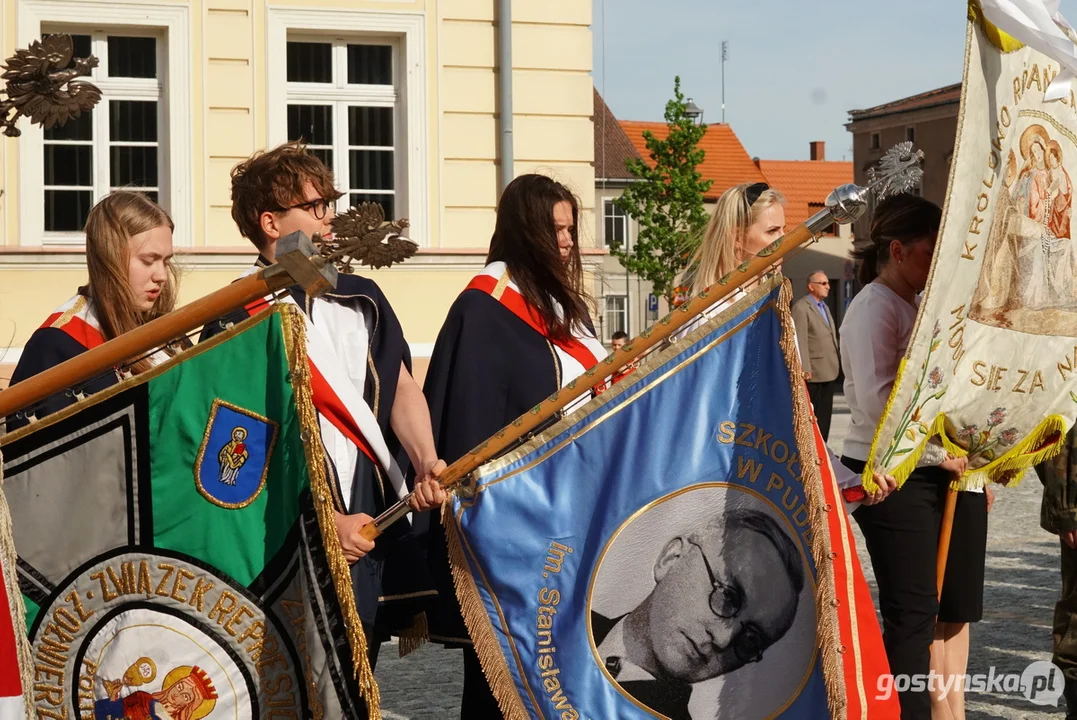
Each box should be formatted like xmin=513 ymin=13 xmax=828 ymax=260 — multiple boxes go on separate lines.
xmin=591 ymin=506 xmax=805 ymax=720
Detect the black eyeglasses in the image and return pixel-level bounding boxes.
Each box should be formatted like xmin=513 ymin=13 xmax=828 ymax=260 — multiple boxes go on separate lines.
xmin=687 ymin=538 xmax=766 ymax=665
xmin=275 ymin=198 xmax=332 ymax=220
xmin=744 ymin=182 xmax=770 ymax=208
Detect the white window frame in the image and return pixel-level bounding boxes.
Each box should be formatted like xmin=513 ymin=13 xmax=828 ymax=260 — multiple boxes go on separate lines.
xmin=604 ymin=295 xmax=628 ymax=342
xmin=267 ymin=8 xmax=428 ymax=245
xmin=603 ymin=198 xmax=629 ymax=249
xmin=17 ymin=0 xmax=192 ymax=246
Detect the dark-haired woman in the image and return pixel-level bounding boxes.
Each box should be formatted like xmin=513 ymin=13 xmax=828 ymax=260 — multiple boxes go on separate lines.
xmin=840 ymin=193 xmax=989 ymax=719
xmin=421 ymin=174 xmax=606 ymax=718
xmin=6 ymin=191 xmax=186 ymax=432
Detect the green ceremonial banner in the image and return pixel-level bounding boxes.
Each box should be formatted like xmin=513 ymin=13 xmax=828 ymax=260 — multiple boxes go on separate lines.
xmin=0 ymin=306 xmax=379 ymax=720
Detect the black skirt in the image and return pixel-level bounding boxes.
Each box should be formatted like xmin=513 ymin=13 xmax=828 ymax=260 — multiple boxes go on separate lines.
xmin=843 ymin=457 xmax=987 ymax=623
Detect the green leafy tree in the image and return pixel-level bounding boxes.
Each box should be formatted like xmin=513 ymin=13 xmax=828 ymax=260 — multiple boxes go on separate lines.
xmin=611 ymin=77 xmax=712 ymax=306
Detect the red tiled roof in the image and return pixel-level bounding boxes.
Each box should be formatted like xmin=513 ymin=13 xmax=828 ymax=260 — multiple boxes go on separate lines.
xmin=755 ymin=160 xmax=854 ymax=226
xmin=619 ymin=120 xmax=767 ymax=200
xmin=848 ymin=83 xmax=961 ymax=122
xmin=594 ymin=90 xmax=641 ymax=180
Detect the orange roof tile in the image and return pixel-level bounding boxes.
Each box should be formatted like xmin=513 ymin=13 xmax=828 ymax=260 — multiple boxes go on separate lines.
xmin=618 ymin=121 xmax=767 ymax=200
xmin=755 ymin=160 xmax=853 ymax=226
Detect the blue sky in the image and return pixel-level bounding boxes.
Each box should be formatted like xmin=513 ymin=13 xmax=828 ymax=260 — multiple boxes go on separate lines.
xmin=593 ymin=0 xmax=966 ymax=161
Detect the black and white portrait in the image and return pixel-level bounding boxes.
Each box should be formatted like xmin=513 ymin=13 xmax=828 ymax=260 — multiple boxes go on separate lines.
xmin=588 ymin=484 xmax=817 ymax=719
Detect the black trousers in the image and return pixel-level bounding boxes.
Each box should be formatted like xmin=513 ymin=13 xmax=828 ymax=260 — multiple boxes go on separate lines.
xmin=806 ymin=380 xmax=835 ymax=441
xmin=1055 ymin=538 xmax=1077 ymax=718
xmin=843 ymin=458 xmax=946 ymax=720
xmin=462 ymin=646 xmax=503 ymax=718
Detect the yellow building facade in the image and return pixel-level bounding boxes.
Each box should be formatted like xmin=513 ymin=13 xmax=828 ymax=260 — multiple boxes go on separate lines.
xmin=0 ymin=0 xmax=597 ymax=382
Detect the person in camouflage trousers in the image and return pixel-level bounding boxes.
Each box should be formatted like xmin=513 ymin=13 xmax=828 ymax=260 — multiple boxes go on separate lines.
xmin=1037 ymin=423 xmax=1077 ymax=719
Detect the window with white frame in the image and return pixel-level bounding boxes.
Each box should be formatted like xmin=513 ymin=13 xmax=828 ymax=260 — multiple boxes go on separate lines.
xmin=285 ymin=37 xmax=400 ymax=218
xmin=604 ymin=295 xmax=628 ymax=341
xmin=41 ymin=30 xmax=165 ymax=233
xmin=604 ymin=198 xmax=628 ymax=248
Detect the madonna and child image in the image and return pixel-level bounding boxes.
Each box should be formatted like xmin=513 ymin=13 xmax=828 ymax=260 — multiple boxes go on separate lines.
xmin=588 ymin=484 xmax=817 ymax=719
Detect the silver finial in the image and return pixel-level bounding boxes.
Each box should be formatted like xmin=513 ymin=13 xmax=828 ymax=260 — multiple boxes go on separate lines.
xmin=867 ymin=141 xmax=925 ymax=198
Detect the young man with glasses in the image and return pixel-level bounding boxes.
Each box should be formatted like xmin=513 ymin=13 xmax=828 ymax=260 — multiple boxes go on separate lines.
xmin=591 ymin=507 xmax=804 ymax=719
xmin=200 ymin=141 xmax=445 ymax=693
xmin=792 ymin=271 xmax=841 ymax=440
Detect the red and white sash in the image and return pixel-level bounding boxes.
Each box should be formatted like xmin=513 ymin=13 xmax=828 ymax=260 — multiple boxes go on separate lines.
xmin=240 ymin=268 xmax=407 ymax=509
xmin=466 ymin=262 xmax=607 ymax=389
xmin=42 ymin=295 xmax=107 ymax=350
xmin=42 ymin=295 xmax=171 ymax=371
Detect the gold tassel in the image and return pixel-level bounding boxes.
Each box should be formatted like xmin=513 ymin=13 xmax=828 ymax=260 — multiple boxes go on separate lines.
xmin=397 ymin=612 xmax=428 ymax=658
xmin=281 ymin=307 xmax=381 ymax=719
xmin=442 ymin=502 xmax=530 ymax=720
xmin=0 ymin=450 xmax=34 ymax=714
xmin=777 ymin=278 xmax=847 ymax=720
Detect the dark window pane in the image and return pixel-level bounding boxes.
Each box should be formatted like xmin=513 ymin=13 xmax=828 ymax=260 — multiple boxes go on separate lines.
xmin=287 ymin=105 xmax=333 ymax=145
xmin=605 ymin=216 xmax=623 ymax=246
xmin=44 ymin=144 xmax=93 ymax=186
xmin=44 ymin=110 xmax=92 ymax=141
xmin=43 ymin=34 xmax=92 ymax=70
xmin=110 ymin=146 xmax=158 ymax=187
xmin=287 ymin=41 xmax=332 ymax=83
xmin=45 ymin=190 xmax=93 ymax=231
xmin=347 ymin=44 xmax=392 ymax=85
xmin=349 ymin=150 xmax=393 ymax=190
xmin=311 ymin=148 xmax=333 ymax=171
xmin=350 ymin=193 xmax=394 ymax=219
xmin=110 ymin=100 xmax=157 ymax=142
xmin=108 ymin=36 xmax=156 ymax=78
xmin=348 ymin=107 xmax=393 ymax=146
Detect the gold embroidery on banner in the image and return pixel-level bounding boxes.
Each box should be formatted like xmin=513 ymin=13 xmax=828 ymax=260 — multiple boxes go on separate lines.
xmin=1018 ymin=108 xmax=1077 ymax=148
xmin=51 ymin=295 xmax=88 ymax=329
xmin=193 ymin=399 xmax=280 ymax=510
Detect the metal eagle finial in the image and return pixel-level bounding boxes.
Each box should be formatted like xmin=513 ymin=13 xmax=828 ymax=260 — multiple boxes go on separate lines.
xmin=867 ymin=141 xmax=925 ymax=198
xmin=319 ymin=202 xmax=418 ymax=272
xmin=0 ymin=34 xmax=101 ymax=138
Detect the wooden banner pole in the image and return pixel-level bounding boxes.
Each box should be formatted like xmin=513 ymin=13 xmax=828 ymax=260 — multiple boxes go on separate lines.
xmin=0 ymin=233 xmax=333 ymax=430
xmin=361 ymin=221 xmax=822 ymax=540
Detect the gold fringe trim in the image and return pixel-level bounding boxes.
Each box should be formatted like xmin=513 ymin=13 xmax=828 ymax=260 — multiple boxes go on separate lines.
xmin=397 ymin=612 xmax=428 ymax=658
xmin=281 ymin=306 xmax=381 ymax=719
xmin=0 ymin=451 xmax=34 ymax=713
xmin=777 ymin=279 xmax=847 ymax=720
xmin=866 ymin=407 xmax=1068 ymax=493
xmin=442 ymin=502 xmax=529 ymax=720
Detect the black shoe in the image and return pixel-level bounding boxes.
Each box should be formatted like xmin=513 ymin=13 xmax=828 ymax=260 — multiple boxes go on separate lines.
xmin=1064 ymin=678 xmax=1077 ymax=719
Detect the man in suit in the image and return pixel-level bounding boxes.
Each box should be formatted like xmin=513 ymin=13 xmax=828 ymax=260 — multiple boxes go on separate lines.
xmin=792 ymin=271 xmax=840 ymax=440
xmin=591 ymin=507 xmax=805 ymax=719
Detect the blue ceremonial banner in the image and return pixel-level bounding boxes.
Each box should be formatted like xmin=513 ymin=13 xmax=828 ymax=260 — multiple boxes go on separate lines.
xmin=444 ymin=277 xmax=845 ymax=720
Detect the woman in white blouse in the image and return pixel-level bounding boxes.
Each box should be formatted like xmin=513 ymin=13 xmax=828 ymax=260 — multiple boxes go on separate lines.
xmin=840 ymin=194 xmax=989 ymax=720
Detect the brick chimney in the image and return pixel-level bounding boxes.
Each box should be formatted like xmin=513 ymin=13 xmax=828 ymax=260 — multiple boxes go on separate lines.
xmin=810 ymin=141 xmax=825 ymax=161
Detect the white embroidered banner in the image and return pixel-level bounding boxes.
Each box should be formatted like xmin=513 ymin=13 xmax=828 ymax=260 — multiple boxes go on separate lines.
xmin=868 ymin=1 xmax=1077 ymax=489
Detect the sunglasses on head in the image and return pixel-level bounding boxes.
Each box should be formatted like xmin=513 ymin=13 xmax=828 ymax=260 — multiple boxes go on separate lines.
xmin=744 ymin=182 xmax=770 ymax=207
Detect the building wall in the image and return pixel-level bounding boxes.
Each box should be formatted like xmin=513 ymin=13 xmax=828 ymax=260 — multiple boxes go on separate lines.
xmin=848 ymin=106 xmax=958 ymax=241
xmin=0 ymin=0 xmax=596 ymax=374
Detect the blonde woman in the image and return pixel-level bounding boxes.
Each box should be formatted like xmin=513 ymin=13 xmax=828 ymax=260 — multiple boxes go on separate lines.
xmin=7 ymin=191 xmax=186 ymax=429
xmin=678 ymin=181 xmax=896 ymax=507
xmin=691 ymin=181 xmax=788 ymax=294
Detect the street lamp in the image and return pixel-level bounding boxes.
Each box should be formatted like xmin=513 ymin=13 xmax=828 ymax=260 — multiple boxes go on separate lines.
xmin=684 ymin=98 xmax=704 ymax=125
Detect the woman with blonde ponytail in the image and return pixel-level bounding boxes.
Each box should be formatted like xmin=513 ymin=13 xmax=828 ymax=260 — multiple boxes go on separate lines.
xmin=690 ymin=181 xmax=788 ymax=295
xmin=7 ymin=191 xmax=187 ymax=430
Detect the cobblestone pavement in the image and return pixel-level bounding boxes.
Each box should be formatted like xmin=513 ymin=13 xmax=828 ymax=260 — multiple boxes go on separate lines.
xmin=374 ymin=394 xmax=1065 ymax=719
